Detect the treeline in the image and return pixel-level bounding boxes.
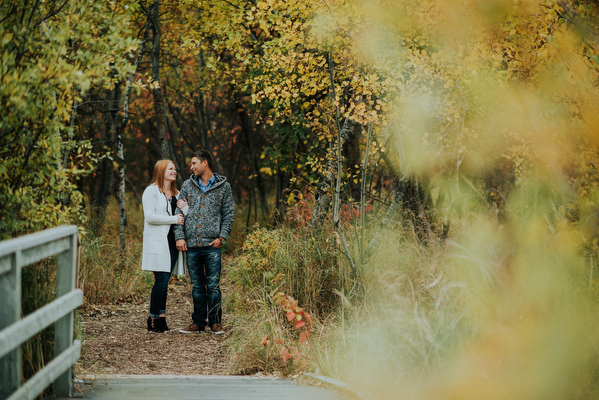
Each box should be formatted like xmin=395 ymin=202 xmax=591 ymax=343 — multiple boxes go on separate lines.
xmin=2 ymin=0 xmax=599 ymax=254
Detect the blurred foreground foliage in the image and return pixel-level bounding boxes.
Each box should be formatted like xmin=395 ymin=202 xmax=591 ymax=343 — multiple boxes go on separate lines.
xmin=225 ymin=1 xmax=599 ymax=398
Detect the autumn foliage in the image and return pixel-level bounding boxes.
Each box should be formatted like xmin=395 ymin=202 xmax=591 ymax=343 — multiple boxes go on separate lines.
xmin=6 ymin=0 xmax=599 ymax=397
xmin=259 ymin=293 xmax=312 ymax=368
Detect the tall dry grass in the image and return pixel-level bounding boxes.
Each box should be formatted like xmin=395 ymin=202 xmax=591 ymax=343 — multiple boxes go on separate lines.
xmin=79 ymin=197 xmax=149 ymax=304
xmin=313 ymin=186 xmax=599 ymax=399
xmin=17 ymin=198 xmax=147 ymax=391
xmin=21 ymin=259 xmax=58 ymax=388
xmin=229 ymin=224 xmax=348 ymax=314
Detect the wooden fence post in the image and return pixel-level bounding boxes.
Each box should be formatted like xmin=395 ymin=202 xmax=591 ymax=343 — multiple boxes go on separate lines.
xmin=0 ymin=251 xmax=22 ymax=399
xmin=53 ymin=232 xmax=78 ymax=397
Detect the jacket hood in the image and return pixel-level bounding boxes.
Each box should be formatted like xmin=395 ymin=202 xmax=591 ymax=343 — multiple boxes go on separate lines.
xmin=190 ymin=173 xmax=227 ymax=190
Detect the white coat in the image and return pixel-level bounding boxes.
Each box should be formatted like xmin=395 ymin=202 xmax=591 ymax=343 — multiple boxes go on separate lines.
xmin=141 ymin=184 xmax=186 ymax=274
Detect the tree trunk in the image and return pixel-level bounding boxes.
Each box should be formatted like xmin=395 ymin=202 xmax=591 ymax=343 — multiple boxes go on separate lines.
xmin=116 ymin=126 xmax=127 ymax=254
xmin=359 ymin=124 xmax=373 ymax=263
xmin=165 ymin=104 xmax=190 ymax=178
xmin=149 ymin=0 xmax=170 ymax=159
xmin=91 ymin=85 xmax=120 ymax=236
xmin=347 ymin=125 xmax=362 ymax=201
xmin=273 ymin=165 xmax=290 ymax=226
xmin=114 ymin=8 xmax=152 ymax=254
xmin=234 ymin=91 xmax=269 ymax=224
xmin=60 ymin=99 xmax=78 ymax=208
xmin=309 ymin=117 xmax=357 ymax=228
xmin=91 ymin=156 xmax=113 ymax=236
xmin=196 ymin=51 xmax=210 ymax=151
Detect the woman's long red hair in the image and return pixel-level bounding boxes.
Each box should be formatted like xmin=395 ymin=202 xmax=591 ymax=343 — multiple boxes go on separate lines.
xmin=150 ymin=160 xmax=178 ymax=195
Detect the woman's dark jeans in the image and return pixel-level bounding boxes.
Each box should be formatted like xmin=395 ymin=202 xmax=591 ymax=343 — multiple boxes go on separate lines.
xmin=149 ymin=245 xmax=178 ymax=317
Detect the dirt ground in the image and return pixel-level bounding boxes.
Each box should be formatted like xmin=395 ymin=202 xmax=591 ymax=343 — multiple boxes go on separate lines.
xmin=75 ymin=276 xmax=231 ymax=377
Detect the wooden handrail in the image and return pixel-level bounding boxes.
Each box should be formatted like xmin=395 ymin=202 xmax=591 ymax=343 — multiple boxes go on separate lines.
xmin=0 ymin=225 xmax=83 ymax=400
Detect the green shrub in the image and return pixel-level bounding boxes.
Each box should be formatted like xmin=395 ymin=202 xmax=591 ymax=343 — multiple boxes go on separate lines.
xmin=230 ymin=224 xmax=350 ymax=318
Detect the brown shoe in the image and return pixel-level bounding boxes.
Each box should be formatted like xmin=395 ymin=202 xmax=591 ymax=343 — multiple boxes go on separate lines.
xmin=210 ymin=323 xmax=224 ymax=334
xmin=179 ymin=323 xmax=205 ymax=334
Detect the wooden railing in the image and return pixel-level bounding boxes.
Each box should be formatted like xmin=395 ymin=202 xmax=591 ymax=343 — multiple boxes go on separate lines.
xmin=0 ymin=225 xmax=83 ymax=400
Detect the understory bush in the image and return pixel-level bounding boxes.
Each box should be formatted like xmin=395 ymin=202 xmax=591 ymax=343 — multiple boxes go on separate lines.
xmin=226 ymin=218 xmax=354 ymax=375
xmin=79 ymin=233 xmax=148 ymax=304
xmin=229 ymin=224 xmax=349 ymax=316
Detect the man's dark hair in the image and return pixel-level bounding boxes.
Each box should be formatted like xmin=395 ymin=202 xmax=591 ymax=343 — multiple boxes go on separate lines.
xmin=193 ymin=149 xmax=215 ymax=170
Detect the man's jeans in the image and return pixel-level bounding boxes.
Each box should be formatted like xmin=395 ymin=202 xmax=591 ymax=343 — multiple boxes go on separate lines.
xmin=186 ymin=246 xmax=222 ymax=326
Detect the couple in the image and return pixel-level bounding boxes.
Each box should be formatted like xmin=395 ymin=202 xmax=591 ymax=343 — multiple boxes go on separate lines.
xmin=141 ymin=150 xmax=235 ymax=335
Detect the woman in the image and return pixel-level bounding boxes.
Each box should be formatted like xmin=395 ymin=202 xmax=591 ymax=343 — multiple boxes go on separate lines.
xmin=142 ymin=160 xmax=188 ymax=332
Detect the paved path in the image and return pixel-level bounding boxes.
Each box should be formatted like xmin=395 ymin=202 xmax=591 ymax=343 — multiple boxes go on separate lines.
xmin=67 ymin=375 xmax=346 ymax=400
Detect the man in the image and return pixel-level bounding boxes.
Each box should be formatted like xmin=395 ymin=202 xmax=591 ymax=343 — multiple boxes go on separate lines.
xmin=174 ymin=150 xmax=235 ymax=334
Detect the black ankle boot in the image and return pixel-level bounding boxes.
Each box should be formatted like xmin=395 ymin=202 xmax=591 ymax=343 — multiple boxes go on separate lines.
xmin=147 ymin=316 xmax=159 ymax=332
xmin=158 ymin=317 xmax=169 ymax=332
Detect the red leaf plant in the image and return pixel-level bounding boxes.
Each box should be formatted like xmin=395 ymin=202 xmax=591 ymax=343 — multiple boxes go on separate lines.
xmin=259 ymin=292 xmax=313 ymax=368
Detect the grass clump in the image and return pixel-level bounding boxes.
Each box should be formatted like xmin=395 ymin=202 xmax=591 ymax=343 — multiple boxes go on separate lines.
xmin=311 ymin=224 xmax=468 ymax=383
xmin=78 ymin=198 xmax=150 ymax=304
xmin=20 ymin=259 xmax=59 ymax=387
xmin=78 ymin=233 xmax=149 ymax=304
xmin=226 ymin=222 xmax=352 ymax=375
xmin=229 ymin=225 xmax=348 ymax=315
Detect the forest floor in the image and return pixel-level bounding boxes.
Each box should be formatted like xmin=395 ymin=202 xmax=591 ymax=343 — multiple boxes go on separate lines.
xmin=75 ymin=262 xmax=234 ymax=377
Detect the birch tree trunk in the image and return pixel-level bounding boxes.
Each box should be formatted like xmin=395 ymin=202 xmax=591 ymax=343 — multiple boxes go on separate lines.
xmin=359 ymin=124 xmax=373 ymax=263
xmin=309 ymin=48 xmax=357 ymax=275
xmin=116 ymin=127 xmax=127 ymax=254
xmin=309 ymin=117 xmax=357 ymax=228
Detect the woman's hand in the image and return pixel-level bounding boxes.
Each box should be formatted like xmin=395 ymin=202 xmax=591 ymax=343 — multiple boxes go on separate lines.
xmin=177 ymin=199 xmax=188 ymax=209
xmin=177 ymin=214 xmax=185 ymax=225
